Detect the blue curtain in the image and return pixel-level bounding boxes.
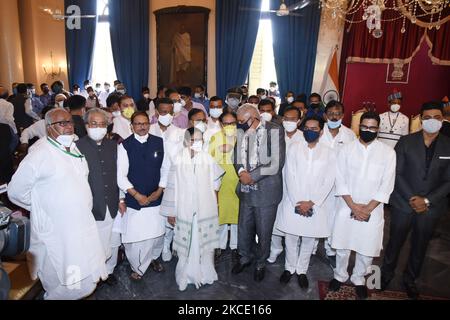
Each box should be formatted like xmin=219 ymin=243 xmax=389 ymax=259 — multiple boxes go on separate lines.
xmin=216 ymin=0 xmax=262 ymax=98
xmin=109 ymin=0 xmax=149 ymax=101
xmin=270 ymin=0 xmax=321 ymax=97
xmin=65 ymin=0 xmax=97 ymax=88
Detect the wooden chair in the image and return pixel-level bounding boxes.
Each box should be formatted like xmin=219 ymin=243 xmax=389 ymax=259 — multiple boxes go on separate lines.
xmin=410 ymin=114 xmax=422 ymax=133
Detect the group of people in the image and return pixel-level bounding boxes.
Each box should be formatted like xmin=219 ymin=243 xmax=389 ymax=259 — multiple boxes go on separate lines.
xmin=1 ymin=80 xmax=449 ymax=300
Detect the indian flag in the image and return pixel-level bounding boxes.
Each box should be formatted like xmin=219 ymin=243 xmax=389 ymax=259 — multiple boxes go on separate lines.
xmin=320 ymin=46 xmax=340 ymax=103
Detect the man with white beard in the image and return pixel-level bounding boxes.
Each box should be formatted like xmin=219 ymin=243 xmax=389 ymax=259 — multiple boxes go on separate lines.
xmin=8 ymin=108 xmax=108 ymax=299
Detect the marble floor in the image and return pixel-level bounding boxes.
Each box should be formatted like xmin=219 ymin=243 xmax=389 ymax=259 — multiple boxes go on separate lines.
xmin=92 ymin=208 xmax=450 ymax=300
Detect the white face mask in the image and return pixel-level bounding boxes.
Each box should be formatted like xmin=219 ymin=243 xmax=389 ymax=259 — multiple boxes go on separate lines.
xmin=194 ymin=121 xmax=207 ymax=133
xmin=87 ymin=127 xmax=107 ymax=142
xmin=194 ymin=93 xmax=202 ymax=99
xmin=117 ymin=89 xmax=125 ymax=95
xmin=191 ymin=140 xmax=203 ymax=153
xmin=210 ymin=108 xmax=223 ymax=119
xmin=180 ymin=99 xmax=186 ymax=107
xmin=158 ymin=113 xmax=173 ymax=127
xmin=144 ymin=93 xmax=150 ymax=99
xmin=112 ymin=111 xmax=121 ymax=118
xmin=260 ymin=95 xmax=267 ymax=100
xmin=226 ymin=98 xmax=241 ymax=109
xmin=390 ymin=104 xmax=401 ymax=113
xmin=56 ymin=134 xmax=75 ymax=148
xmin=173 ymin=102 xmax=183 ymax=113
xmin=422 ymin=119 xmax=442 ymax=134
xmin=260 ymin=112 xmax=273 ymax=122
xmin=283 ymin=120 xmax=298 ymax=133
xmin=57 ymin=101 xmax=64 ymax=108
xmin=287 ymin=97 xmax=294 ymax=104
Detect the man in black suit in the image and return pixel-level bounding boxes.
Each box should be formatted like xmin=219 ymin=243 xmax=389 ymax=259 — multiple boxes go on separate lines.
xmin=381 ymin=101 xmax=450 ymax=299
xmin=231 ymin=103 xmax=286 ymax=282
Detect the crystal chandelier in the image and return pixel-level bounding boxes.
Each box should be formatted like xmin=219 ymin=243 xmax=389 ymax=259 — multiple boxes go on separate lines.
xmin=319 ymin=0 xmax=450 ymax=38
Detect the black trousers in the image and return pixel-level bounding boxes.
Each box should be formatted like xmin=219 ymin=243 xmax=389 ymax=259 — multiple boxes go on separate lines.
xmin=237 ymin=202 xmax=278 ymax=268
xmin=382 ymin=206 xmax=441 ymax=283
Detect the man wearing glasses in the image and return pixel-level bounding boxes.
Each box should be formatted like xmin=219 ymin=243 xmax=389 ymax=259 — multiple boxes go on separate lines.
xmin=76 ymin=108 xmax=124 ymax=287
xmin=117 ymin=112 xmax=170 ymax=281
xmin=8 ymin=108 xmax=108 ymax=299
xmin=315 ymin=100 xmax=356 ymax=268
xmin=328 ymin=111 xmax=396 ymax=299
xmin=381 ymin=101 xmax=450 ymax=299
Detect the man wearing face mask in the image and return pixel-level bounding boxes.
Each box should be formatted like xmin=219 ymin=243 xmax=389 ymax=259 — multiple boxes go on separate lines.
xmin=67 ymin=95 xmax=88 ymax=138
xmin=76 ymin=108 xmax=124 ymax=286
xmin=225 ymin=87 xmax=243 ymax=112
xmin=188 ymin=108 xmax=208 ymax=150
xmin=257 ymin=88 xmax=268 ymax=101
xmin=117 ymin=111 xmax=170 ymax=280
xmin=268 ymin=106 xmax=304 ymax=264
xmin=98 ymin=82 xmax=111 ymax=109
xmin=329 ymin=111 xmax=396 ymax=300
xmin=305 ymin=93 xmax=325 ymax=119
xmin=164 ymin=89 xmax=189 ymax=129
xmin=10 ymin=83 xmax=40 ymax=133
xmin=378 ymin=90 xmax=409 ymax=148
xmin=112 ymin=95 xmax=136 ymax=141
xmin=150 ymin=98 xmax=185 ymax=262
xmin=316 ymin=100 xmax=356 ymax=267
xmin=7 ymin=108 xmax=108 ymax=299
xmin=179 ymin=86 xmax=208 ymax=116
xmin=381 ymin=102 xmax=450 ymax=299
xmin=80 ymin=80 xmax=91 ymax=98
xmin=240 ymin=85 xmax=249 ymax=104
xmin=232 ymin=104 xmax=286 ymax=282
xmin=278 ymin=91 xmax=295 ymax=117
xmin=258 ymin=99 xmax=283 ymax=126
xmin=39 ymin=83 xmax=52 ymax=107
xmin=115 ymin=83 xmax=126 ymax=96
xmin=50 ymin=81 xmax=71 ymax=106
xmin=85 ymin=87 xmax=101 ymax=109
xmin=27 ymin=83 xmax=44 ymax=116
xmin=54 ymin=93 xmax=67 ymax=109
xmin=204 ymin=96 xmax=224 ymax=145
xmin=276 ymin=116 xmax=336 ymax=289
xmin=137 ymin=87 xmax=151 ymax=112
xmin=192 ymin=85 xmax=210 ymax=113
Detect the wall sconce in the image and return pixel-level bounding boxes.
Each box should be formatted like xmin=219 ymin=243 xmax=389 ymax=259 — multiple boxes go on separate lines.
xmin=42 ymin=51 xmax=62 ymax=79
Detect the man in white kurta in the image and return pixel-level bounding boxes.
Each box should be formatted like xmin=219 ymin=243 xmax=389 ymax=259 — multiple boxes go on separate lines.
xmin=117 ymin=112 xmax=170 ymax=280
xmin=7 ymin=108 xmax=108 ymax=300
xmin=378 ymin=90 xmax=409 ymax=148
xmin=149 ymin=98 xmax=185 ymax=262
xmin=163 ymin=128 xmax=224 ymax=291
xmin=269 ymin=106 xmax=304 ymax=264
xmin=314 ymin=101 xmax=356 ymax=265
xmin=276 ymin=116 xmax=336 ymax=288
xmin=329 ymin=112 xmax=396 ymax=299
xmin=203 ymin=97 xmax=224 ymax=145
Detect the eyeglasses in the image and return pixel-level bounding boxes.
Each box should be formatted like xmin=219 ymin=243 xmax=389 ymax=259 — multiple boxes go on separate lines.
xmin=360 ymin=124 xmax=379 ymax=132
xmin=132 ymin=122 xmax=150 ymax=127
xmin=51 ymin=120 xmax=74 ymax=127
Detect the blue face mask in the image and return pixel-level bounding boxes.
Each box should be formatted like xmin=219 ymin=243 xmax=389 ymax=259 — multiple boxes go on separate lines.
xmin=303 ymin=129 xmax=320 ymax=143
xmin=327 ymin=119 xmax=342 ymax=129
xmin=237 ymin=119 xmax=252 ymax=132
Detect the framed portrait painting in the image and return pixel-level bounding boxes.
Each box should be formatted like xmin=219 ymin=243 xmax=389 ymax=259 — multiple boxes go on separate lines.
xmin=154 ymin=6 xmax=210 ymax=89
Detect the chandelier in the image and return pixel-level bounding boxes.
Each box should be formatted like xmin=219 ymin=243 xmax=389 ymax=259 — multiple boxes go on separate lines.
xmin=319 ymin=0 xmax=450 ymax=38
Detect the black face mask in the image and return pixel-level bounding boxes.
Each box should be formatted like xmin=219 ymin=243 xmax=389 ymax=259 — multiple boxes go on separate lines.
xmin=359 ymin=130 xmax=377 ymax=143
xmin=237 ymin=118 xmax=252 ymax=132
xmin=310 ymin=103 xmax=321 ymax=110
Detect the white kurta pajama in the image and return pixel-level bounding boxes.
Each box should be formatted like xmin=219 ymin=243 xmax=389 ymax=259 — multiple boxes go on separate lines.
xmin=315 ymin=125 xmax=356 ymax=256
xmin=96 ymin=208 xmax=122 ymax=275
xmin=7 ymin=137 xmax=108 ymax=300
xmin=276 ymin=140 xmax=336 ymax=274
xmin=331 ymin=139 xmax=396 ymax=285
xmin=166 ymin=148 xmax=224 ymax=291
xmin=117 ymin=134 xmax=170 ymax=276
xmin=269 ymin=130 xmax=304 ymax=261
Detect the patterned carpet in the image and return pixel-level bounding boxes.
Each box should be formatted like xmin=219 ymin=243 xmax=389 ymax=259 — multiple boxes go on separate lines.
xmin=318 ymin=281 xmax=449 ymax=300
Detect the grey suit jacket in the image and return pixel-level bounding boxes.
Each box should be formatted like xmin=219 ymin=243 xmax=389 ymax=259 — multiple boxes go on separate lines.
xmin=390 ymin=131 xmax=450 ymax=215
xmin=234 ymin=121 xmax=286 ymax=207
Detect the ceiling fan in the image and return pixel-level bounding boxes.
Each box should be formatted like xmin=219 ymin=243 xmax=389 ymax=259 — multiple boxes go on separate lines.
xmin=240 ymin=0 xmax=313 ymax=17
xmin=40 ymin=6 xmax=96 ymax=21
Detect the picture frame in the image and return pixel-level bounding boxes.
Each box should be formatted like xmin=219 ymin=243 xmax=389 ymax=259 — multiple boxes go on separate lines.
xmin=154 ymin=6 xmax=210 ymax=89
xmin=386 ymin=62 xmax=411 ymax=84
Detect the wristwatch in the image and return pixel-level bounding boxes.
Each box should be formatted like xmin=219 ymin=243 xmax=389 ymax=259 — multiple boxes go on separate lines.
xmin=424 ymin=198 xmax=430 ymax=207
xmin=119 ymin=199 xmax=125 ymax=204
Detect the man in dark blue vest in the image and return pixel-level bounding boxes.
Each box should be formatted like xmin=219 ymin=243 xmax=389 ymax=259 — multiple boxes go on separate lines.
xmin=117 ymin=111 xmax=170 ymax=281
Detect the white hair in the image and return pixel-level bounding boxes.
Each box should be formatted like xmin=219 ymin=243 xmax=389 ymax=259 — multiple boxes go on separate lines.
xmin=45 ymin=108 xmax=70 ymax=126
xmin=83 ymin=107 xmax=110 ymax=125
xmin=236 ymin=103 xmax=260 ymax=120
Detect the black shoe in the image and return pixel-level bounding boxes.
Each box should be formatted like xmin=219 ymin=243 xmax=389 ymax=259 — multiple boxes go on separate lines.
xmin=232 ymin=261 xmax=251 ymax=274
xmin=327 ymin=255 xmax=336 ymax=269
xmin=280 ymin=271 xmax=293 ymax=284
xmin=380 ymin=273 xmax=393 ymax=291
xmin=355 ymin=285 xmax=368 ymax=300
xmin=298 ymin=274 xmax=309 ymax=289
xmin=150 ymin=260 xmax=165 ymax=273
xmin=403 ymin=280 xmax=419 ymax=300
xmin=105 ymin=274 xmax=118 ymax=286
xmin=328 ymin=279 xmax=342 ymax=292
xmin=254 ymin=267 xmax=265 ymax=282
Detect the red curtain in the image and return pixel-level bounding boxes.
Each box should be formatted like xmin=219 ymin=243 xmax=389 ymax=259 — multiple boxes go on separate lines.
xmin=339 ymin=0 xmax=450 ymax=94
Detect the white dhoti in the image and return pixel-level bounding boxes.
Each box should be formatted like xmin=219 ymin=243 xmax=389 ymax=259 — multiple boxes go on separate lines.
xmin=219 ymin=224 xmax=238 ymax=250
xmin=163 ymin=220 xmax=174 ymax=259
xmin=334 ymin=249 xmax=373 ymax=286
xmin=96 ymin=208 xmax=122 ymax=275
xmin=121 ymin=205 xmax=165 ymax=276
xmin=284 ymin=234 xmax=316 ymax=275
